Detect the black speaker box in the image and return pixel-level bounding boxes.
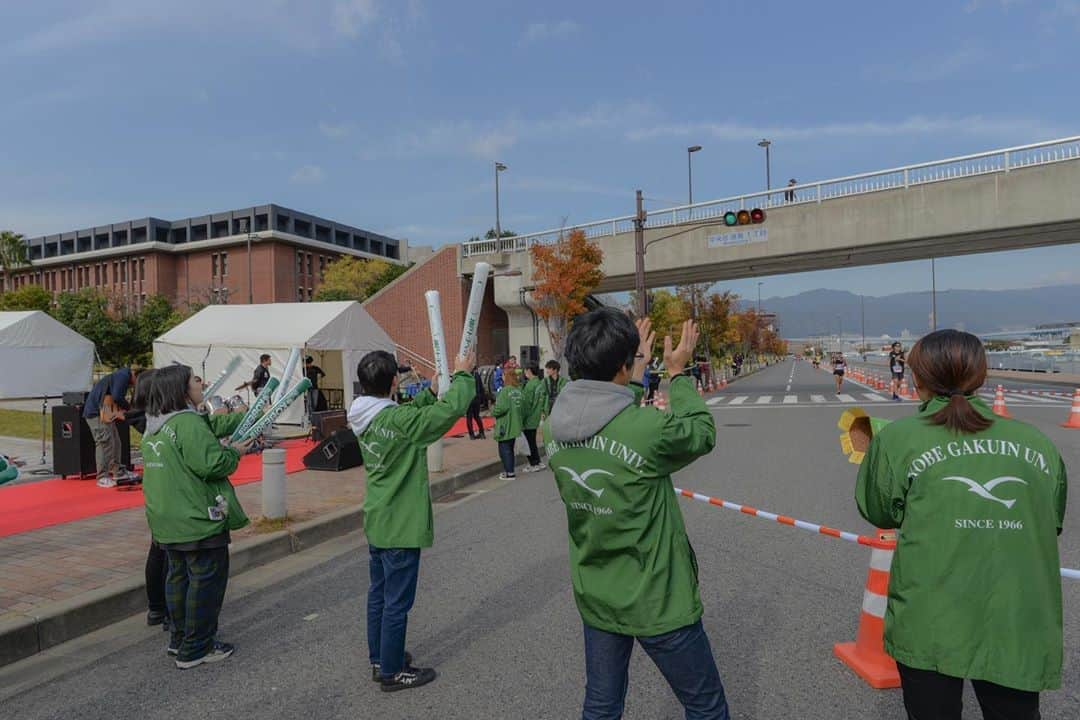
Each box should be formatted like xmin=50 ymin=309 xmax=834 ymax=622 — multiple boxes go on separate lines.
xmin=520 ymin=345 xmax=540 ymax=368
xmin=302 ymin=427 xmax=363 ymax=472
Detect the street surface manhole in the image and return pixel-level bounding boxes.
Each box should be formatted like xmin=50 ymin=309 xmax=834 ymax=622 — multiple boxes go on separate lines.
xmin=434 ymin=491 xmax=473 ymax=504
xmin=722 ymin=423 xmax=752 ymax=427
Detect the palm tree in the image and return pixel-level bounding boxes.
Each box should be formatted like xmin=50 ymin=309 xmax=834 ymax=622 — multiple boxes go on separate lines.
xmin=0 ymin=230 xmax=29 ymax=293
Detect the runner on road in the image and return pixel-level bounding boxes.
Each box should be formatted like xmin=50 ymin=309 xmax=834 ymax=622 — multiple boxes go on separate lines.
xmin=856 ymin=329 xmax=1067 ymax=720
xmin=832 ymin=352 xmax=847 ymax=394
xmin=544 ymin=310 xmax=730 ymax=720
xmin=889 ymin=341 xmax=906 ymax=401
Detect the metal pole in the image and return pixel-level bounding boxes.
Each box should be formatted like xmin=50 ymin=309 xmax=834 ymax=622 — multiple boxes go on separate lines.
xmin=861 ymin=295 xmax=866 ymax=356
xmin=634 ymin=190 xmax=646 ymax=317
xmin=931 ymin=257 xmax=937 ymax=331
xmin=688 ymin=150 xmax=693 ymax=206
xmin=757 ymin=282 xmax=762 ymax=314
xmin=261 ymin=448 xmax=287 ymax=519
xmin=495 ymin=162 xmax=502 ymax=241
xmin=765 ymin=145 xmax=771 ymax=191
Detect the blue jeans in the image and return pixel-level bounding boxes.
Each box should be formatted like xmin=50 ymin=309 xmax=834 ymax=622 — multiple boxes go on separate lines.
xmin=582 ymin=620 xmax=729 ymax=720
xmin=367 ymin=546 xmax=421 ymax=678
xmin=497 ymin=439 xmax=516 ymax=476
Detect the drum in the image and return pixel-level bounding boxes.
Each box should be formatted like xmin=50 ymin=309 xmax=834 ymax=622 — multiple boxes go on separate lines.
xmin=205 ymin=395 xmax=230 ymax=415
xmin=227 ymin=395 xmax=248 ymax=413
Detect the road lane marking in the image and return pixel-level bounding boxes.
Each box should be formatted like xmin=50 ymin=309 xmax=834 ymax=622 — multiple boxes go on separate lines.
xmin=837 ymin=394 xmax=857 ymax=402
xmin=783 ymin=395 xmax=797 ymax=404
xmin=811 ymin=394 xmax=826 ymax=403
xmin=706 ymin=396 xmax=726 ymax=406
xmin=862 ymin=394 xmax=887 ymax=402
xmin=729 ymin=396 xmax=748 ymax=405
xmin=755 ymin=395 xmax=773 ymax=404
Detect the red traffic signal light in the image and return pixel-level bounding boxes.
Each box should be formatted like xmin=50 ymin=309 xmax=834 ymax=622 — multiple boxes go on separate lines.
xmin=723 ymin=208 xmax=766 ymax=226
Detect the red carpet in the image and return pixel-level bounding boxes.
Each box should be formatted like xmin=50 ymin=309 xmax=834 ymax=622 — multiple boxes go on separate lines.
xmin=0 ymin=438 xmax=314 ymax=539
xmin=444 ymin=416 xmax=494 ymax=438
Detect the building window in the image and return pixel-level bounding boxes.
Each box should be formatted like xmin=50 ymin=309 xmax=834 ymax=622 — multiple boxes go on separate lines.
xmin=298 ymin=287 xmax=305 ymax=302
xmin=212 ymin=254 xmax=218 ymax=277
xmin=296 ymin=251 xmax=304 ymax=276
xmin=139 ymin=258 xmax=145 ymax=281
xmin=220 ymin=252 xmax=227 ymax=276
xmin=120 ymin=261 xmax=127 ymax=283
xmin=319 ymin=255 xmax=326 ymax=279
xmin=307 ymin=255 xmax=313 ymax=276
xmin=95 ymin=265 xmax=100 ymax=285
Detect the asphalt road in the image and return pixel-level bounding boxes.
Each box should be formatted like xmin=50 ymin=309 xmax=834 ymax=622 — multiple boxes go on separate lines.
xmin=2 ymin=360 xmax=1077 ymax=719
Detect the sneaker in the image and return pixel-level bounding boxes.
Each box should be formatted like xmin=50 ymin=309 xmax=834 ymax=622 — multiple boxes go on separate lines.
xmin=167 ymin=638 xmax=180 ymax=657
xmin=147 ymin=610 xmax=167 ymax=626
xmin=380 ymin=665 xmax=437 ymax=693
xmin=520 ymin=464 xmax=537 ymax=474
xmin=96 ymin=475 xmax=117 ymax=488
xmin=175 ymin=641 xmax=235 ymax=669
xmin=371 ymin=651 xmax=413 ymax=682
xmin=497 ymin=472 xmax=516 ymax=480
xmin=892 ymin=394 xmax=901 ymax=401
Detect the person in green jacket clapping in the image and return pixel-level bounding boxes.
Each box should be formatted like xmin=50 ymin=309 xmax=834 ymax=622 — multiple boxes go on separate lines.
xmin=492 ymin=368 xmax=523 ymax=480
xmin=545 ymin=309 xmax=729 ymax=719
xmin=857 ymin=329 xmax=1067 ymax=718
xmin=347 ymin=347 xmax=475 ymax=692
xmin=141 ymin=364 xmax=253 ymax=669
xmin=520 ymin=365 xmax=546 ymax=473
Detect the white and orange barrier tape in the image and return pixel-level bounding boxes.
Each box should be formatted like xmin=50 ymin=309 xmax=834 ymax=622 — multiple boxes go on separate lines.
xmin=672 ymin=485 xmax=1080 ymax=580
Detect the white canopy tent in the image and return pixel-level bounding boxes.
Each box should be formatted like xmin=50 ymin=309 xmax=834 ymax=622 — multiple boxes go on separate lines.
xmin=0 ymin=311 xmax=94 ymax=400
xmin=153 ymin=302 xmax=396 ymax=425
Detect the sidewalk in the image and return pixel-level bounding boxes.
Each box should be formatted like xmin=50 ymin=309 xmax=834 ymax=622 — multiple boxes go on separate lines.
xmin=0 ymin=433 xmax=503 ymax=631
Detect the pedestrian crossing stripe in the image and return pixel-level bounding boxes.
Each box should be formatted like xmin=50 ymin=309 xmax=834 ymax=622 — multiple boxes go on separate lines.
xmin=703 ymin=391 xmax=1071 ymax=407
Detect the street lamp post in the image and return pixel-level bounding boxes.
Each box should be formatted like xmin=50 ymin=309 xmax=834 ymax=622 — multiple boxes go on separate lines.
xmin=495 ymin=161 xmax=507 ymax=243
xmin=687 ymin=145 xmax=702 ymax=206
xmin=930 ymin=257 xmax=938 ymax=331
xmin=757 ymin=139 xmax=772 ymax=191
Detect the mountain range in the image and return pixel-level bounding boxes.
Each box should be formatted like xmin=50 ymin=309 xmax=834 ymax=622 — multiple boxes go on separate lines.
xmin=750 ymin=285 xmax=1080 ymax=339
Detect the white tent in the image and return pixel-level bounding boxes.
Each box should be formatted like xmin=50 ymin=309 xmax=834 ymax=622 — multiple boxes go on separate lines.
xmin=153 ymin=302 xmax=395 ymax=425
xmin=0 ymin=311 xmax=94 ymax=399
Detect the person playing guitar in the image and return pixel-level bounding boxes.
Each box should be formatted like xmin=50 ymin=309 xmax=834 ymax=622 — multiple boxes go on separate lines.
xmin=83 ymin=367 xmax=137 ymax=487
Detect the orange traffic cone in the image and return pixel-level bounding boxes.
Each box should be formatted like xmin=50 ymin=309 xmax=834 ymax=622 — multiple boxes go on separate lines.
xmin=1062 ymin=389 xmax=1080 ymax=429
xmin=834 ymin=535 xmax=900 ymax=689
xmin=899 ymin=378 xmax=910 ymax=399
xmin=720 ymin=375 xmax=727 ymax=389
xmin=992 ymin=385 xmax=1011 ymax=418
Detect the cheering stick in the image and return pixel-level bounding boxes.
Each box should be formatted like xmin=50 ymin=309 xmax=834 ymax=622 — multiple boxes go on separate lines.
xmin=425 ymin=291 xmax=452 ymax=398
xmin=236 ymin=379 xmax=312 ymax=443
xmin=458 ymin=262 xmax=491 ymax=358
xmin=230 ymin=378 xmax=281 ymax=442
xmin=202 ymin=356 xmax=242 ymax=400
xmin=275 ymin=347 xmax=302 ymax=402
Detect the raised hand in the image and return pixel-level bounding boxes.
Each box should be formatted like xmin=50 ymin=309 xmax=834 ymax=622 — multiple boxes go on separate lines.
xmin=453 ymin=348 xmax=476 ymax=376
xmin=663 ymin=320 xmax=699 ymax=377
xmin=632 ymin=317 xmax=656 ymax=383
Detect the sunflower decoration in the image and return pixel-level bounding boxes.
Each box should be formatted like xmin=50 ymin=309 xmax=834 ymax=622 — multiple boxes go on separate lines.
xmin=837 ymin=408 xmax=892 ymax=465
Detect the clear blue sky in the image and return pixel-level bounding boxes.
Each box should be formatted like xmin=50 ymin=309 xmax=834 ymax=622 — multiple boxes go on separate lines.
xmin=3 ymin=0 xmax=1078 ymax=299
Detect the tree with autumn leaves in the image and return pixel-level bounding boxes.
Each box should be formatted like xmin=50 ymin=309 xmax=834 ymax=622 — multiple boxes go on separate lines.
xmin=529 ymin=229 xmax=604 ymax=360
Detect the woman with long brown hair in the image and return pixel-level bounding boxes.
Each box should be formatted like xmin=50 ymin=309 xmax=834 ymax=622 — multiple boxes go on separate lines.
xmin=856 ymin=329 xmax=1067 ymax=719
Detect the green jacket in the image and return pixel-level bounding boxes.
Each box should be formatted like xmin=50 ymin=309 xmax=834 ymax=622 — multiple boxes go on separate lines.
xmin=522 ymin=377 xmax=545 ymax=430
xmin=349 ymin=373 xmax=474 ymax=549
xmin=856 ymin=396 xmax=1067 ymax=691
xmin=142 ymin=411 xmax=248 ymax=544
xmin=543 ymin=376 xmax=716 ymax=636
xmin=493 ymin=385 xmax=524 ymax=441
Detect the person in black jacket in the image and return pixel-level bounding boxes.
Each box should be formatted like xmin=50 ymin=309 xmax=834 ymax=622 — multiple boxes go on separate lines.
xmin=466 ymin=367 xmax=486 ymax=440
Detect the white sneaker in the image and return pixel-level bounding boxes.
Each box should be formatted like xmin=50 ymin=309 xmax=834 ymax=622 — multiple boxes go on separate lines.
xmin=96 ymin=475 xmax=117 ymax=488
xmin=497 ymin=472 xmax=516 ymax=480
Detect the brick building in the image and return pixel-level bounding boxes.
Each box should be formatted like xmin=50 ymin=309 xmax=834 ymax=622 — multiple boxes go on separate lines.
xmin=364 ymin=245 xmax=509 ymax=370
xmin=2 ymin=204 xmax=406 ymax=309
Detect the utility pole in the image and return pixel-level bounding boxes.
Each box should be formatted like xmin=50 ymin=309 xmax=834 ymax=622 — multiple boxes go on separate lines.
xmin=930 ymin=257 xmax=938 ymax=331
xmin=634 ymin=189 xmax=647 ymax=318
xmin=495 ymin=161 xmax=507 ymax=242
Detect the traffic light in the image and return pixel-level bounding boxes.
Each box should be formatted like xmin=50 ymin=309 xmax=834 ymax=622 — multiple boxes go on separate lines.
xmin=723 ymin=208 xmax=766 ymax=226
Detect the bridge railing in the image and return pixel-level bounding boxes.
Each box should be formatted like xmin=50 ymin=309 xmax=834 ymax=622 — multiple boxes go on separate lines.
xmin=462 ymin=135 xmax=1080 ymax=257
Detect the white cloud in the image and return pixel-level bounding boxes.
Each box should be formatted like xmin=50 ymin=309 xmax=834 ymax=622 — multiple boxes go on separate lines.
xmin=290 ymin=164 xmax=326 ymax=184
xmin=468 ymin=130 xmax=517 ymax=160
xmin=1039 ymin=0 xmax=1080 ymax=31
xmin=318 ymin=121 xmax=352 ymax=139
xmin=522 ymin=20 xmax=580 ymax=44
xmin=625 ymin=115 xmax=1066 ymax=143
xmin=333 ymin=0 xmax=379 ymax=37
xmin=864 ymin=46 xmax=986 ymax=83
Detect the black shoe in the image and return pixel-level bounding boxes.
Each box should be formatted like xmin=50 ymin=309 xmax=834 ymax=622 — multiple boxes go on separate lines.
xmin=167 ymin=638 xmax=180 ymax=657
xmin=380 ymin=665 xmax=437 ymax=692
xmin=147 ymin=610 xmax=167 ymax=626
xmin=371 ymin=651 xmax=413 ymax=682
xmin=175 ymin=641 xmax=235 ymax=669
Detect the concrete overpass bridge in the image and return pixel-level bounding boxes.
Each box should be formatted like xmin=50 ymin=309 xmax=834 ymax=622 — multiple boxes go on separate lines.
xmin=461 ymin=136 xmax=1080 ymax=358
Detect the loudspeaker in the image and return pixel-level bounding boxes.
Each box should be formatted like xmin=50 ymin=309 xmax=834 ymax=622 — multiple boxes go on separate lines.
xmin=520 ymin=345 xmax=540 ymax=368
xmin=310 ymin=409 xmax=347 ymax=442
xmin=302 ymin=427 xmax=363 ymax=472
xmin=52 ymin=405 xmax=95 ymax=478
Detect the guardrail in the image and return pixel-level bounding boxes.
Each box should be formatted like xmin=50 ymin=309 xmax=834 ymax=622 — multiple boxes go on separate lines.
xmin=462 ymin=135 xmax=1080 ymax=257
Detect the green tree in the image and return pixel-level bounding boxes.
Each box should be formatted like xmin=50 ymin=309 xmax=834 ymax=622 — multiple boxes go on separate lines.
xmin=314 ymin=256 xmax=411 ymax=302
xmin=0 ymin=231 xmax=29 ymax=292
xmin=0 ymin=284 xmax=52 ymax=312
xmin=647 ymin=290 xmax=690 ymax=354
xmin=133 ymin=295 xmax=185 ymax=366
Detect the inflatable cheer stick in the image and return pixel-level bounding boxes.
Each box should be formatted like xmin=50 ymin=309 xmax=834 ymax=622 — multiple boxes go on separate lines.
xmin=459 ymin=262 xmax=491 ymax=358
xmin=425 ymin=290 xmax=452 ymax=398
xmin=838 ymin=407 xmax=892 ymax=465
xmin=203 ymin=356 xmax=243 ymax=400
xmin=230 ymin=378 xmax=281 ymax=442
xmin=237 ymin=379 xmax=312 ymax=443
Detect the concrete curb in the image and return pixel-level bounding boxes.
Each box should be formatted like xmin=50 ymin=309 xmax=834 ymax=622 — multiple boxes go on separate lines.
xmin=0 ymin=454 xmax=513 ymax=668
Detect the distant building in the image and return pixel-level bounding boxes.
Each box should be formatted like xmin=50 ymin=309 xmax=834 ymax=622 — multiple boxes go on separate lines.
xmin=2 ymin=204 xmax=406 ymax=308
